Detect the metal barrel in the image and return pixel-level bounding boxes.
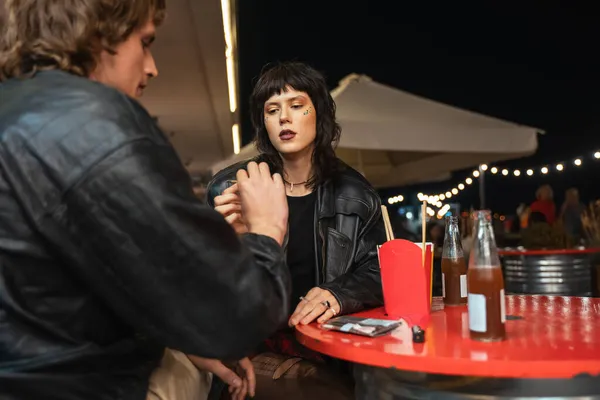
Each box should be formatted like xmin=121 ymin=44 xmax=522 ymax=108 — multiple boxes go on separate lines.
xmin=500 ymin=252 xmax=593 ymax=296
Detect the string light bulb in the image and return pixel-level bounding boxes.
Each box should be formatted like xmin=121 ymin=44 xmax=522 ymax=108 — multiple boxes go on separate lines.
xmin=402 ymin=154 xmax=598 ymax=205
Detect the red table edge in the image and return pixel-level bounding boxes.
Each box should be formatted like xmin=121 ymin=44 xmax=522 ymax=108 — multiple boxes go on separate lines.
xmin=295 ymin=330 xmax=600 ymax=379
xmin=498 ymin=247 xmax=600 ymax=256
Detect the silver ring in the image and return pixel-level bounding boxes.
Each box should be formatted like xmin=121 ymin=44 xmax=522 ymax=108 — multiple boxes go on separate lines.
xmin=329 ymin=307 xmax=337 ymax=316
xmin=321 ymin=300 xmax=331 ymax=308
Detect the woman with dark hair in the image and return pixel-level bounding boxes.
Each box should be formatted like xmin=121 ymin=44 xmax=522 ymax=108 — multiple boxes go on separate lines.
xmin=207 ymin=62 xmax=386 ymax=399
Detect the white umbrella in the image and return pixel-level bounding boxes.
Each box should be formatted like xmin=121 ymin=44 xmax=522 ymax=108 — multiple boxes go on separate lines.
xmin=210 ymin=74 xmax=541 ymax=188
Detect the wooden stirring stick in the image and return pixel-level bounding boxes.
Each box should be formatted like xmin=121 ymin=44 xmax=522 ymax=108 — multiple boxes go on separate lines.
xmin=380 ymin=205 xmax=395 ymax=241
xmin=421 ymin=201 xmax=427 ymax=267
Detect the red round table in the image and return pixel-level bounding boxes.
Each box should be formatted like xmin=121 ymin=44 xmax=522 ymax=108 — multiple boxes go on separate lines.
xmin=296 ymin=296 xmax=600 ymax=399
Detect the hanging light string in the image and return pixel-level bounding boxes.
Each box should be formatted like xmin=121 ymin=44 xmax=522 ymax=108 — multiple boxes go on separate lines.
xmin=387 ymin=150 xmax=600 ymax=210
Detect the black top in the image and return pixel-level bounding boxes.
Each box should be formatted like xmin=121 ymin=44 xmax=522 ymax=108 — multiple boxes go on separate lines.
xmin=286 ymin=192 xmax=317 ymax=315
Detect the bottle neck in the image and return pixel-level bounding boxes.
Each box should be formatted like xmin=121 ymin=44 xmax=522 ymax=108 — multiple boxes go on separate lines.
xmin=470 ymin=211 xmax=500 ymax=268
xmin=442 ymin=219 xmax=464 ymax=258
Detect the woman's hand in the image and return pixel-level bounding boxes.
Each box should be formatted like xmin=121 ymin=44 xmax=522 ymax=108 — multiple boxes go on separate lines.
xmin=289 ymin=287 xmax=340 ymax=326
xmin=187 ymin=355 xmax=255 ymax=400
xmin=213 ymin=183 xmax=249 ymax=235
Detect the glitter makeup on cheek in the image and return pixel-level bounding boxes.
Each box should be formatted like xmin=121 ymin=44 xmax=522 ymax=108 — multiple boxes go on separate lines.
xmin=303 ymin=107 xmax=312 ymax=116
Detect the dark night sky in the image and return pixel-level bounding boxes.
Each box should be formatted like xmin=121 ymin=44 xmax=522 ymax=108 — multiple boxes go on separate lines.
xmin=236 ymin=2 xmax=600 ymax=215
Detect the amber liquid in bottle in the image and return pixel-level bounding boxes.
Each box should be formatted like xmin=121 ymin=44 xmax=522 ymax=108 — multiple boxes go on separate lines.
xmin=467 ymin=266 xmax=506 ymax=341
xmin=441 ymin=257 xmax=468 ymax=306
xmin=441 ymin=216 xmax=468 ymax=306
xmin=467 ymin=210 xmax=506 ymax=342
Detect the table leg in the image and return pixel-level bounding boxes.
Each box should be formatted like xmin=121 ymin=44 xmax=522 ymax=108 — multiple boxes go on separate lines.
xmin=354 ymin=364 xmax=600 ymax=399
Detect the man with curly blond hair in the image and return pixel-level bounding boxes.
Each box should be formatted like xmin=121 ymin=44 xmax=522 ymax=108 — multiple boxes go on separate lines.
xmin=0 ymin=1 xmax=291 ymax=399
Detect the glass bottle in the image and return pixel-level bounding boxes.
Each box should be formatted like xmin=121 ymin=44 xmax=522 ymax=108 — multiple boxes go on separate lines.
xmin=441 ymin=216 xmax=468 ymax=306
xmin=467 ymin=210 xmax=506 ymax=341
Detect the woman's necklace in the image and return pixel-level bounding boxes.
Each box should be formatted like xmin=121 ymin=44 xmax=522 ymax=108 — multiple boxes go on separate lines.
xmin=283 ymin=178 xmax=307 ymax=193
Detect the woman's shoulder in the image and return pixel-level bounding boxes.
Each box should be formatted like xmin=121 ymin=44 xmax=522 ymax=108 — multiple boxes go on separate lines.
xmin=334 ymin=161 xmax=378 ymax=196
xmin=328 ymin=161 xmax=382 ymax=217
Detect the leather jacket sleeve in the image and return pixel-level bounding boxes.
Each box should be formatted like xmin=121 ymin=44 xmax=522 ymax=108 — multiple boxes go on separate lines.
xmin=48 ymin=124 xmax=290 ymax=361
xmin=205 ymin=159 xmax=256 ymax=208
xmin=319 ymin=196 xmax=386 ymax=315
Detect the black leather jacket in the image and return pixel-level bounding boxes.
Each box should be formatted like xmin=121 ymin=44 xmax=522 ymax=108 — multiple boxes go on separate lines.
xmin=207 ymin=159 xmax=385 ymax=316
xmin=0 ymin=71 xmax=290 ymax=400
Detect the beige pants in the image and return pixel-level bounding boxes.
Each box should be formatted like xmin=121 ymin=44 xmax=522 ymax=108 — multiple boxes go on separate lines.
xmin=146 ymin=349 xmax=213 ymax=400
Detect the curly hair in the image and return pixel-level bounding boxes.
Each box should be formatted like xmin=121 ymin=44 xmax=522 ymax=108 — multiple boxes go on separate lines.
xmin=250 ymin=62 xmax=342 ymax=189
xmin=0 ymin=0 xmax=166 ymax=81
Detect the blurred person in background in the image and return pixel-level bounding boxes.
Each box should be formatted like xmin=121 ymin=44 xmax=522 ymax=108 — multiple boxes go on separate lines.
xmin=560 ymin=188 xmax=585 ymax=240
xmin=390 ymin=213 xmax=419 ymax=241
xmin=208 ymin=62 xmax=386 ymax=400
xmin=426 ymin=221 xmax=444 ymax=254
xmin=0 ymin=1 xmax=291 ymax=399
xmin=530 ymin=184 xmax=556 ymax=225
xmin=425 ymin=220 xmax=443 ymax=295
xmin=516 ymin=203 xmax=530 ymax=230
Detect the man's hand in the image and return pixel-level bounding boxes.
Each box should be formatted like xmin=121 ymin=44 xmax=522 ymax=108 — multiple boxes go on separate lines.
xmin=289 ymin=287 xmax=340 ymax=326
xmin=236 ymin=162 xmax=288 ymax=245
xmin=213 ymin=184 xmax=248 ymax=235
xmin=187 ymin=355 xmax=255 ymax=400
